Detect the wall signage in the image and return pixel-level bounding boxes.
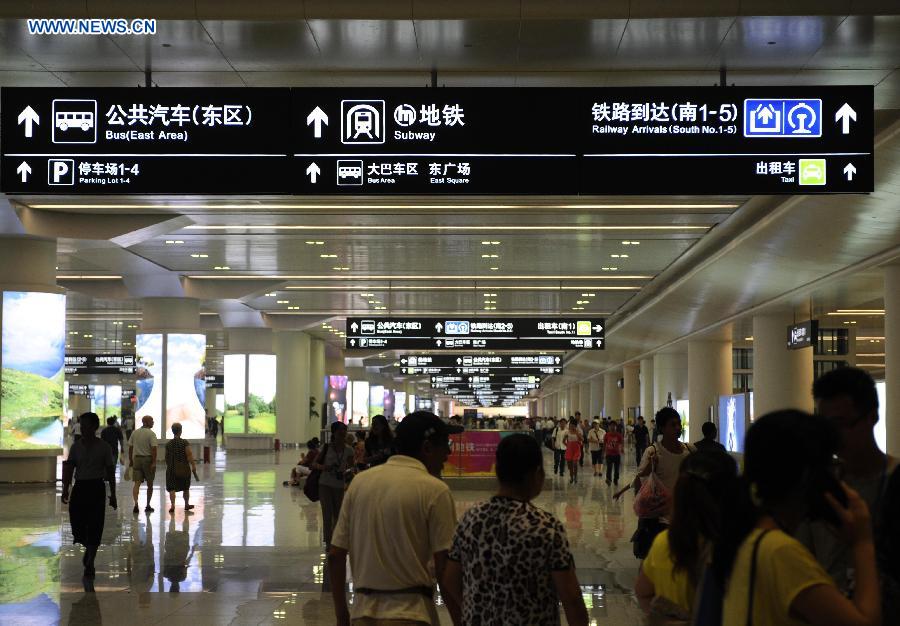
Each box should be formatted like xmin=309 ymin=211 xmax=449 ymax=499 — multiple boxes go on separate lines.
xmin=65 ymin=354 xmax=135 ymax=375
xmin=398 ymin=354 xmax=562 ymax=375
xmin=787 ymin=320 xmax=819 ymax=350
xmin=2 ymin=87 xmax=873 ymax=195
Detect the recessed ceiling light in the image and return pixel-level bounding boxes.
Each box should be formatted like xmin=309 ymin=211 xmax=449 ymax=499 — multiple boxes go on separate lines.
xmin=489 ymin=267 xmax=499 ymax=271
xmin=165 ymin=240 xmax=185 ymax=245
xmin=190 ymin=253 xmax=209 ymax=258
xmin=332 ymin=267 xmax=350 ymax=271
xmin=319 ymin=254 xmax=337 ymax=258
xmin=305 ymin=241 xmax=325 ymax=245
xmin=213 ymin=266 xmax=230 ymax=270
xmin=265 ymin=292 xmax=277 ymax=297
xmin=276 ymin=300 xmax=289 ymax=304
xmin=744 ymin=337 xmax=754 ymax=341
xmin=360 ymin=293 xmax=374 ymax=297
xmin=581 ymin=293 xmax=596 ymax=297
xmin=287 ymin=306 xmax=301 ymax=310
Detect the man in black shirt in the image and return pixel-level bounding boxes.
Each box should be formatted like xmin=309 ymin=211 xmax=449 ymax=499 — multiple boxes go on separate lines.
xmin=632 ymin=416 xmax=650 ymax=466
xmin=100 ymin=417 xmax=125 ymax=462
xmin=693 ymin=421 xmax=726 ymax=453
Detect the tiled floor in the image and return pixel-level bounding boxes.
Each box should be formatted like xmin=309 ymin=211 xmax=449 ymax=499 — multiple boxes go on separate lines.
xmin=0 ymin=445 xmax=646 ymax=625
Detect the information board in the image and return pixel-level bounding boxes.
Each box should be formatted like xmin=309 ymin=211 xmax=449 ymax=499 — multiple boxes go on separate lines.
xmin=346 ymin=317 xmax=604 ymax=351
xmin=1 ymin=87 xmax=873 ymax=195
xmin=65 ymin=354 xmax=135 ymax=375
xmin=399 ymin=354 xmax=562 ymax=375
xmin=787 ymin=320 xmax=819 ymax=350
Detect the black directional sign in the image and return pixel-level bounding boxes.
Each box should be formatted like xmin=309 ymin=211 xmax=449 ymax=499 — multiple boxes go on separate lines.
xmin=398 ymin=354 xmax=562 ymax=375
xmin=346 ymin=318 xmax=605 ymax=351
xmin=65 ymin=354 xmax=135 ymax=375
xmin=1 ymin=87 xmax=873 ymax=195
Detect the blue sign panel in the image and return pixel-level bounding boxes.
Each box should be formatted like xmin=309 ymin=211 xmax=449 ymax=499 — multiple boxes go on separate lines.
xmin=744 ymin=98 xmax=822 ymax=138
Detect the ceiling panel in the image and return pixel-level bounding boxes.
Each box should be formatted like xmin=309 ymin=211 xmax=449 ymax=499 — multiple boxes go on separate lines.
xmin=0 ymin=20 xmax=139 ymax=71
xmin=614 ymin=18 xmax=734 ymax=70
xmin=111 ymin=20 xmax=231 ymax=72
xmin=805 ymin=15 xmax=900 ymax=70
xmin=415 ymin=20 xmax=519 ymax=70
xmin=200 ymin=21 xmax=322 ymax=71
xmin=308 ymin=19 xmax=420 ymax=70
xmin=715 ymin=16 xmax=846 ymax=70
xmin=517 ymin=20 xmax=628 ymax=70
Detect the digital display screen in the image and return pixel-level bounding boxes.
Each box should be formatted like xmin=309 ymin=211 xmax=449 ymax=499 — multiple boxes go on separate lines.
xmin=351 ymin=381 xmax=369 ymax=425
xmin=166 ymin=334 xmax=206 ymax=439
xmin=247 ymin=354 xmax=276 ymax=434
xmin=369 ymin=385 xmax=384 ymax=419
xmin=394 ymin=392 xmax=406 ymax=420
xmin=718 ymin=393 xmax=747 ymax=453
xmin=0 ymin=291 xmax=66 ymax=450
xmin=326 ymin=375 xmax=348 ymax=424
xmin=224 ymin=354 xmax=246 ymax=434
xmin=383 ymin=389 xmax=395 ymax=420
xmin=135 ymin=333 xmax=163 ymax=437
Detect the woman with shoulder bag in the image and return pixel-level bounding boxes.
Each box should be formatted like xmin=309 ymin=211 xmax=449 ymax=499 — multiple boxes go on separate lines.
xmin=165 ymin=422 xmax=199 ymax=515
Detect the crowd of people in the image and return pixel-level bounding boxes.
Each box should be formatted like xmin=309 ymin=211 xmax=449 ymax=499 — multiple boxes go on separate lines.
xmin=59 ymin=366 xmax=898 ymax=625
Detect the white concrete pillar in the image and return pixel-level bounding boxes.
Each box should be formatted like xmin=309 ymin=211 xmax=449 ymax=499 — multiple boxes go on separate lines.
xmin=579 ymin=382 xmax=591 ymax=417
xmin=276 ymin=331 xmax=311 ymax=444
xmin=590 ymin=377 xmax=604 ymax=419
xmin=604 ymin=371 xmax=623 ymax=419
xmin=623 ymin=363 xmax=640 ymax=416
xmin=885 ymin=266 xmax=900 ymax=455
xmin=640 ymin=357 xmax=654 ymax=418
xmin=688 ymin=336 xmax=733 ymax=442
xmin=753 ymin=313 xmax=814 ymax=416
xmin=568 ymin=385 xmax=579 ymax=416
xmin=0 ymin=237 xmax=64 ymax=482
xmin=654 ymin=352 xmax=688 ymax=411
xmin=309 ymin=339 xmax=326 ymax=408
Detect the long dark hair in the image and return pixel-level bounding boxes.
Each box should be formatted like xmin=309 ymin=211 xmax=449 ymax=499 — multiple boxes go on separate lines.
xmin=668 ymin=450 xmax=739 ymax=585
xmin=369 ymin=414 xmax=393 ymax=443
xmin=711 ymin=409 xmax=838 ymax=586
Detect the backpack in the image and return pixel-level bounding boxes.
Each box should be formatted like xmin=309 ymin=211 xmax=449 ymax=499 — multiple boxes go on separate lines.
xmin=302 ymin=443 xmax=328 ymax=502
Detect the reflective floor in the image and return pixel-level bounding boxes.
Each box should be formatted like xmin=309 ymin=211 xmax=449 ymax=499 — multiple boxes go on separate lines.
xmin=0 ymin=446 xmax=645 ymax=625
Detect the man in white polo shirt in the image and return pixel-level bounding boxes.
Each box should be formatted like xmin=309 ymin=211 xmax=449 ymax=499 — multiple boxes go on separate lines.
xmin=329 ymin=411 xmax=463 ymax=626
xmin=128 ymin=415 xmax=158 ymax=514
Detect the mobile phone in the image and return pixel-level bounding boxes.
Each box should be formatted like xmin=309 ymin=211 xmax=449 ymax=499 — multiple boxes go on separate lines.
xmin=808 ymin=469 xmax=849 ymax=528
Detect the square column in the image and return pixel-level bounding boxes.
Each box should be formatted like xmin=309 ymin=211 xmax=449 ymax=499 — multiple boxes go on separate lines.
xmin=753 ymin=313 xmax=814 ymax=416
xmin=604 ymin=371 xmax=623 ymax=419
xmin=640 ymin=358 xmax=654 ymax=418
xmin=886 ymin=266 xmax=900 ymax=455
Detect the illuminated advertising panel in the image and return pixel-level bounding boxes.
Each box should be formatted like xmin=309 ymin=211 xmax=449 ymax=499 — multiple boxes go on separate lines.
xmin=394 ymin=392 xmax=406 ymax=420
xmin=223 ymin=354 xmax=246 ymax=434
xmin=326 ymin=375 xmax=348 ymax=424
xmin=247 ymin=355 xmax=276 ymax=434
xmin=166 ymin=334 xmax=206 ymax=439
xmin=0 ymin=291 xmax=66 ymax=450
xmin=369 ymin=385 xmax=384 ymax=420
xmin=351 ymin=381 xmax=369 ymax=425
xmin=718 ymin=394 xmax=747 ymax=453
xmin=135 ymin=333 xmax=163 ymax=437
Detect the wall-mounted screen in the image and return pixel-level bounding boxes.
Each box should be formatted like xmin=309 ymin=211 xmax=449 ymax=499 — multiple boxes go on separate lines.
xmin=0 ymin=291 xmax=66 ymax=450
xmin=166 ymin=334 xmax=206 ymax=439
xmin=135 ymin=333 xmax=163 ymax=437
xmin=90 ymin=384 xmax=106 ymax=420
xmin=326 ymin=375 xmax=348 ymax=424
xmin=383 ymin=389 xmax=395 ymax=420
xmin=224 ymin=354 xmax=246 ymax=434
xmin=247 ymin=354 xmax=276 ymax=434
xmin=351 ymin=381 xmax=369 ymax=425
xmin=718 ymin=393 xmax=747 ymax=453
xmin=106 ymin=385 xmax=122 ymax=419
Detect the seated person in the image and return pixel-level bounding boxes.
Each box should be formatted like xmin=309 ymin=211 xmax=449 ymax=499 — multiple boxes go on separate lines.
xmin=285 ymin=438 xmax=320 ymax=486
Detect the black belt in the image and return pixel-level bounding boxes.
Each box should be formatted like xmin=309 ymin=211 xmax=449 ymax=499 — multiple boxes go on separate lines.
xmin=356 ymin=586 xmax=434 ymax=599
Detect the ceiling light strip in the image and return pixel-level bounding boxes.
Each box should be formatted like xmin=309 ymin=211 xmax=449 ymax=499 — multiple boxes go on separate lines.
xmin=57 ymin=275 xmax=124 ymax=280
xmin=27 ymin=203 xmax=739 ymax=210
xmin=282 ymin=285 xmax=644 ymax=291
xmin=190 ymin=274 xmax=652 ymax=280
xmin=266 ymin=310 xmax=613 ymax=316
xmin=180 ymin=225 xmax=711 ymax=232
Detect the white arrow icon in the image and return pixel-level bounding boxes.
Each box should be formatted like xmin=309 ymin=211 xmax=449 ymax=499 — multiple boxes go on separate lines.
xmin=306 ymin=162 xmax=320 ymax=183
xmin=401 ymin=358 xmax=407 ymax=364
xmin=435 ymin=322 xmax=443 ymax=333
xmin=844 ymin=163 xmax=857 ymax=181
xmin=17 ymin=106 xmax=39 ymax=138
xmin=306 ymin=106 xmax=328 ymax=138
xmin=593 ymin=324 xmax=604 ymax=333
xmin=350 ymin=339 xmax=356 ymax=347
xmin=350 ymin=322 xmax=358 ymax=332
xmin=456 ymin=357 xmax=462 ymax=364
xmin=16 ymin=161 xmax=31 ymax=182
xmin=436 ymin=339 xmax=443 ymax=347
xmin=835 ymin=103 xmax=856 ymax=134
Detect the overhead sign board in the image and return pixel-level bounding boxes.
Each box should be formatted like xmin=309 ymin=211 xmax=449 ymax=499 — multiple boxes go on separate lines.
xmin=399 ymin=354 xmax=562 ymax=375
xmin=65 ymin=354 xmax=135 ymax=375
xmin=787 ymin=320 xmax=819 ymax=350
xmin=2 ymin=87 xmax=872 ymax=195
xmin=205 ymin=374 xmax=224 ymax=389
xmin=346 ymin=318 xmax=604 ymax=351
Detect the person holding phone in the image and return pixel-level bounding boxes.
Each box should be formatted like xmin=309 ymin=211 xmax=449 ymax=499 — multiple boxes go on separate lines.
xmin=714 ymin=409 xmax=881 ymax=626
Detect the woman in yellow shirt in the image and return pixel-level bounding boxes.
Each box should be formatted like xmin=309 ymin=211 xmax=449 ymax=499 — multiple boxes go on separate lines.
xmin=714 ymin=409 xmax=881 ymax=626
xmin=635 ymin=449 xmax=739 ymax=619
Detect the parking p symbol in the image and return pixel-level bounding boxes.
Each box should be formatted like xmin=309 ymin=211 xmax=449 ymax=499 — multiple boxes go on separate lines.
xmin=48 ymin=159 xmax=74 ymax=185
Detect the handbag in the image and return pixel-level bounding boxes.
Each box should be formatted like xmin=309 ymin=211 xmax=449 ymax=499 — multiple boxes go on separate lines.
xmin=633 ymin=447 xmax=671 ymax=519
xmin=303 ymin=444 xmax=328 ymax=503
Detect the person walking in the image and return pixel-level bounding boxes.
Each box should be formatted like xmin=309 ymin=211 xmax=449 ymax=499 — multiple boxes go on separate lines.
xmin=588 ymin=420 xmax=605 ymax=477
xmin=165 ymin=422 xmax=199 ymax=515
xmin=328 ymin=411 xmax=463 ymax=626
xmin=61 ymin=412 xmax=117 ymax=578
xmin=693 ymin=421 xmax=727 ymax=453
xmin=100 ymin=416 xmax=125 ymax=464
xmin=128 ymin=415 xmax=158 ymax=514
xmin=312 ymin=421 xmax=354 ymax=547
xmin=565 ymin=418 xmax=583 ymax=484
xmin=364 ymin=414 xmax=395 ymax=467
xmin=633 ymin=416 xmax=650 ymax=466
xmin=552 ymin=418 xmax=568 ymax=477
xmin=603 ymin=422 xmax=624 ymax=486
xmin=443 ymin=434 xmax=589 ymax=626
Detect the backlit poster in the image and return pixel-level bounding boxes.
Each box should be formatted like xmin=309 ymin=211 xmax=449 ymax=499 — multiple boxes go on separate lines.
xmin=383 ymin=389 xmax=394 ymax=420
xmin=718 ymin=394 xmax=747 ymax=453
xmin=0 ymin=291 xmax=66 ymax=450
xmin=408 ymin=394 xmax=417 ymax=415
xmin=326 ymin=375 xmax=348 ymax=424
xmin=135 ymin=333 xmax=163 ymax=437
xmin=90 ymin=385 xmax=106 ymax=420
xmin=106 ymin=385 xmax=122 ymax=419
xmin=394 ymin=392 xmax=406 ymax=420
xmin=876 ymin=381 xmax=886 ymax=453
xmin=247 ymin=354 xmax=276 ymax=434
xmin=675 ymin=399 xmax=690 ymax=442
xmin=166 ymin=334 xmax=206 ymax=439
xmin=224 ymin=354 xmax=246 ymax=434
xmin=369 ymin=385 xmax=384 ymax=423
xmin=351 ymin=381 xmax=369 ymax=425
